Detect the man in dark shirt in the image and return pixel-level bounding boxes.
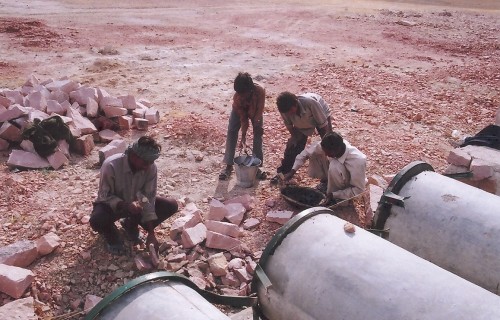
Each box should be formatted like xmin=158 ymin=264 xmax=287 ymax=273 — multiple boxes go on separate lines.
xmin=90 ymin=136 xmax=178 ymax=255
xmin=219 ymin=72 xmax=267 ymax=180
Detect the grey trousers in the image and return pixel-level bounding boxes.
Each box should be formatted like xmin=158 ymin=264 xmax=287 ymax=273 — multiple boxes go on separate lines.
xmin=223 ymin=109 xmax=264 ymax=165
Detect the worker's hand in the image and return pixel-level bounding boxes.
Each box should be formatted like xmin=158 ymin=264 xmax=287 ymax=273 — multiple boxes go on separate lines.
xmin=283 ymin=170 xmax=296 ymax=181
xmin=321 ymin=193 xmax=333 ymax=207
xmin=238 ymin=139 xmax=247 ymax=151
xmin=128 ymin=201 xmax=143 ymax=215
xmin=146 ymin=232 xmax=159 ymax=251
xmin=117 ymin=201 xmax=142 ymax=217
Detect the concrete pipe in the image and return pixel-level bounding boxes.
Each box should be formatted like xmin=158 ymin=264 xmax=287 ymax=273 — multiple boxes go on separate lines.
xmin=251 ymin=208 xmax=500 ymax=320
xmin=373 ymin=161 xmax=500 ymax=294
xmin=85 ymin=272 xmax=255 ymax=320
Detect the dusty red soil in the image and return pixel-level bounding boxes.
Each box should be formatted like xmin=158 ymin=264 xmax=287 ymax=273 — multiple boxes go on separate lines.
xmin=0 ymin=0 xmax=499 ymax=318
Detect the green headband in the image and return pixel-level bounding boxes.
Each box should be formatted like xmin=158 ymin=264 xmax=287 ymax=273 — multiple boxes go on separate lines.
xmin=130 ymin=141 xmax=160 ymax=162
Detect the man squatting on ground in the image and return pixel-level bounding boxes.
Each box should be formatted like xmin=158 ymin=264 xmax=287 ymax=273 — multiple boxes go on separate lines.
xmin=272 ymin=92 xmax=333 ymax=183
xmin=219 ymin=72 xmax=267 ymax=180
xmin=284 ymin=132 xmax=367 ymax=204
xmin=90 ymin=136 xmax=178 ymax=255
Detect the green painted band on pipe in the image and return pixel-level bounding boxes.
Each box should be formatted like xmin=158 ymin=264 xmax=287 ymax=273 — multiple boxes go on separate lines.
xmin=85 ymin=271 xmax=257 ymax=320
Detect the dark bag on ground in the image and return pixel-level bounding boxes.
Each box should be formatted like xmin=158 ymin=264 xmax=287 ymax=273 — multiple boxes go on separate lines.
xmin=22 ymin=116 xmax=73 ymax=157
xmin=460 ymin=124 xmax=500 ymax=150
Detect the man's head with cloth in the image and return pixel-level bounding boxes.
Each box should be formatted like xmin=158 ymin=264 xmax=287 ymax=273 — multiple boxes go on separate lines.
xmin=127 ymin=136 xmax=161 ymax=171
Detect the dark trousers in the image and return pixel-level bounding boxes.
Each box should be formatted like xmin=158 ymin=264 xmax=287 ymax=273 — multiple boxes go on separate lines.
xmin=277 ymin=131 xmax=308 ymax=174
xmin=89 ymin=196 xmax=178 ymax=240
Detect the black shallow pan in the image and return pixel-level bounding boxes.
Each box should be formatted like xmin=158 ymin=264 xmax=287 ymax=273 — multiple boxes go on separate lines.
xmin=280 ymin=185 xmax=326 ymax=210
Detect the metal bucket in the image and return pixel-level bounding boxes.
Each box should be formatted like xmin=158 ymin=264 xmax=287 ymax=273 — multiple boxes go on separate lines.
xmin=251 ymin=207 xmax=500 ymax=320
xmin=234 ymin=155 xmax=261 ymax=188
xmin=373 ymin=161 xmax=500 ymax=293
xmin=85 ymin=272 xmax=254 ymax=320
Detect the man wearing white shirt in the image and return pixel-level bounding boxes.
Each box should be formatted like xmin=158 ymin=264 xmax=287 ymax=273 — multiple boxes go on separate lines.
xmin=284 ymin=132 xmax=367 ymax=203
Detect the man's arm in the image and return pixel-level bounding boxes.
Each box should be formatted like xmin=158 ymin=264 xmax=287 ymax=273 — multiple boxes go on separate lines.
xmin=284 ymin=142 xmax=319 ymax=180
xmin=233 ymin=94 xmax=249 ymax=147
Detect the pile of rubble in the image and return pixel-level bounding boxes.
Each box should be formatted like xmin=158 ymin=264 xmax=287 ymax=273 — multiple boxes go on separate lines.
xmin=0 ymin=194 xmax=269 ymax=317
xmin=0 ymin=75 xmax=160 ymax=170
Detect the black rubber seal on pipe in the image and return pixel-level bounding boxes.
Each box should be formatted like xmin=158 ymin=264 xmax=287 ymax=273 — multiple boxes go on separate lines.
xmin=85 ymin=271 xmax=257 ymax=320
xmin=372 ymin=161 xmax=434 ymax=236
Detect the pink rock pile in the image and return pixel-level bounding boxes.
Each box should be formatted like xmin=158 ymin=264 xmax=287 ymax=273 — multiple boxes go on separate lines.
xmin=0 ymin=75 xmax=160 ymax=170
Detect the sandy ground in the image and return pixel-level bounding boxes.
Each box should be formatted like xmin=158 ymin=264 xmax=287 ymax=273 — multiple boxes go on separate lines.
xmin=0 ymin=0 xmax=499 ymax=318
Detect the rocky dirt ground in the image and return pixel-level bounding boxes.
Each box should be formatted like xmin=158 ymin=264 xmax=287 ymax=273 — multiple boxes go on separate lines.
xmin=0 ymin=0 xmax=499 ymax=319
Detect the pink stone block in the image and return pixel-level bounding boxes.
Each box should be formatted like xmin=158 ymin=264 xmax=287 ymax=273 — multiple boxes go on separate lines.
xmin=447 ymin=148 xmax=472 ymax=168
xmin=266 ymin=210 xmax=294 ymax=225
xmin=169 ymin=212 xmax=203 ymax=240
xmin=207 ymin=199 xmax=228 ymax=221
xmin=36 ymin=232 xmax=61 ymax=256
xmin=221 ymin=272 xmax=240 ymax=287
xmin=471 ymin=159 xmax=494 ymax=181
xmin=181 ymin=223 xmax=207 ymax=249
xmin=7 ymin=150 xmax=50 ymax=169
xmin=0 ymin=95 xmax=11 ymax=107
xmin=0 ymin=297 xmax=37 ymax=319
xmin=98 ymin=139 xmax=127 ymax=164
xmin=86 ymin=97 xmax=99 ymax=118
xmin=46 ymin=100 xmax=65 ymax=115
xmin=134 ymin=118 xmax=149 ymax=131
xmin=0 ymin=138 xmax=9 ymax=151
xmin=66 ymin=106 xmax=97 ymax=135
xmin=205 ymin=231 xmax=241 ymax=251
xmin=242 ymin=218 xmax=260 ymax=230
xmin=73 ymin=134 xmax=95 ymax=156
xmin=207 ymin=252 xmax=228 ymax=277
xmin=117 ymin=115 xmax=133 ymax=130
xmin=118 ymin=94 xmax=137 ymax=110
xmin=225 ymin=203 xmax=246 ymax=225
xmin=25 ymin=91 xmax=47 ymax=112
xmin=70 ymin=87 xmax=98 ymax=105
xmin=224 ymin=194 xmax=256 ymax=211
xmin=4 ymin=90 xmax=24 ymax=105
xmin=0 ymin=240 xmax=39 ymax=268
xmin=49 ymin=90 xmax=69 ymax=103
xmin=45 ymin=79 xmax=80 ymax=94
xmin=47 ymin=150 xmax=69 ymax=170
xmin=0 ymin=105 xmax=28 ymax=122
xmin=0 ymin=264 xmax=35 ymax=299
xmin=145 ymin=107 xmax=160 ymax=124
xmin=369 ymin=184 xmax=384 ymax=215
xmin=98 ymin=129 xmax=122 ymax=143
xmin=233 ymin=267 xmax=251 ymax=283
xmin=0 ymin=122 xmax=22 ymax=142
xmin=99 ymin=96 xmax=123 ymax=109
xmin=102 ymin=105 xmax=128 ymax=118
xmin=205 ymin=220 xmax=241 ymax=238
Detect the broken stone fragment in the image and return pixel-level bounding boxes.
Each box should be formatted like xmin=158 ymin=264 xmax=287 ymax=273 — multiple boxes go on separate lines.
xmin=84 ymin=294 xmax=103 ymax=314
xmin=36 ymin=232 xmax=61 ymax=256
xmin=266 ymin=210 xmax=293 ymax=225
xmin=0 ymin=263 xmax=35 ymax=298
xmin=0 ymin=296 xmax=36 ymax=319
xmin=207 ymin=252 xmax=228 ymax=276
xmin=344 ymin=222 xmax=356 ymax=234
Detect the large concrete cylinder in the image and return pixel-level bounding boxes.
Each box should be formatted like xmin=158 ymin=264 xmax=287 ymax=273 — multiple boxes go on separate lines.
xmin=85 ymin=272 xmax=249 ymax=320
xmin=252 ymin=208 xmax=500 ymax=320
xmin=373 ymin=161 xmax=500 ymax=294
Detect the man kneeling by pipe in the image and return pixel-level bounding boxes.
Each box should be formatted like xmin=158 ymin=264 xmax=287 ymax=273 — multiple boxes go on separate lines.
xmin=284 ymin=131 xmax=367 ymax=204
